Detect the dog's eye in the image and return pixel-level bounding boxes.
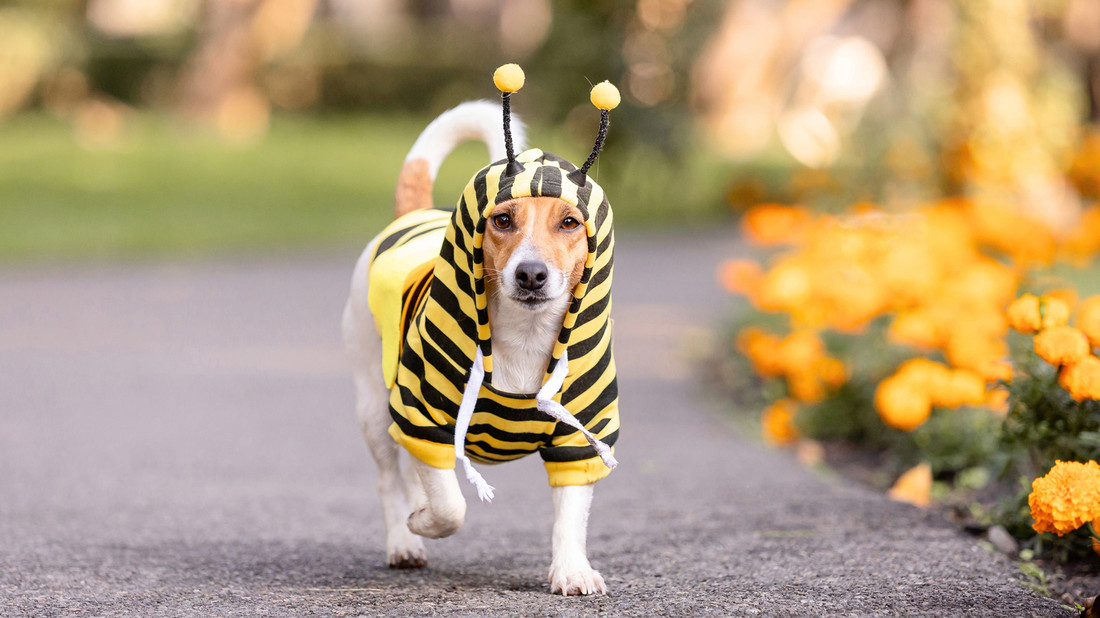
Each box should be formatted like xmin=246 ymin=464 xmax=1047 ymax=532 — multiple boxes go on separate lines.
xmin=492 ymin=213 xmax=512 ymax=231
xmin=561 ymin=217 xmax=581 ymax=231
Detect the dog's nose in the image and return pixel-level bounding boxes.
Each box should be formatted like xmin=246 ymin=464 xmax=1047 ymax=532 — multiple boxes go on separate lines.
xmin=515 ymin=261 xmax=548 ymax=291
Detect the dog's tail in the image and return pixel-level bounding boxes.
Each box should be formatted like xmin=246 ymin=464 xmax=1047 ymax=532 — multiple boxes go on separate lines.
xmin=395 ymin=100 xmax=526 ymax=218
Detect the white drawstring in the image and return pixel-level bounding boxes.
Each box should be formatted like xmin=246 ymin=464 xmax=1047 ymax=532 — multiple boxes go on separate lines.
xmin=536 ymin=351 xmax=618 ymax=470
xmin=453 ymin=346 xmax=495 ymax=502
xmin=453 ymin=348 xmax=617 ymax=503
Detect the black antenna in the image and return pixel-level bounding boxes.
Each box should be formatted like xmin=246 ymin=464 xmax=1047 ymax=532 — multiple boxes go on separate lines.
xmin=502 ymin=92 xmax=523 ymax=176
xmin=494 ymin=64 xmax=525 ymax=176
xmin=579 ymin=109 xmax=609 ymax=176
xmin=568 ymin=81 xmax=619 ymax=185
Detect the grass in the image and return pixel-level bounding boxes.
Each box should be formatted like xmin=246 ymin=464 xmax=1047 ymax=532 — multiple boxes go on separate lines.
xmin=0 ymin=113 xmax=730 ymax=261
xmin=0 ymin=113 xmax=477 ymax=260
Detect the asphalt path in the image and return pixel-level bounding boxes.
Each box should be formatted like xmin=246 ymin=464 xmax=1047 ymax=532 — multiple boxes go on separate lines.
xmin=0 ymin=229 xmax=1071 ymax=616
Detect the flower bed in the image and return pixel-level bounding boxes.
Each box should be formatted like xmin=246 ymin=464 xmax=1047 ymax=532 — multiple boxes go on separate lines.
xmin=719 ymin=196 xmax=1100 ymax=604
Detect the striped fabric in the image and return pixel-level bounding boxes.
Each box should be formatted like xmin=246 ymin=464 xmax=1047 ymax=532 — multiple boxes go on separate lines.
xmin=379 ymin=148 xmax=619 ymax=487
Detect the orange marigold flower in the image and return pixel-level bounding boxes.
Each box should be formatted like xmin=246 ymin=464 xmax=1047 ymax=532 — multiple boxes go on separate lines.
xmin=755 ymin=258 xmax=813 ymax=312
xmin=981 ymin=360 xmax=1014 ymax=383
xmin=1034 ymin=326 xmax=1090 ymax=367
xmin=742 ymin=204 xmax=811 ymax=246
xmin=875 ymin=375 xmax=932 ymax=431
xmin=888 ymin=310 xmax=942 ymax=349
xmin=1058 ymin=355 xmax=1100 ymax=402
xmin=1044 ymin=288 xmax=1079 ymax=311
xmin=1029 ymin=460 xmax=1100 ymax=536
xmin=1006 ymin=293 xmax=1070 ymax=333
xmin=775 ymin=330 xmax=825 ymax=374
xmin=1062 ymin=207 xmax=1100 ymax=261
xmin=786 ymin=371 xmax=825 ymax=403
xmin=986 ymin=387 xmax=1010 ymax=415
xmin=736 ymin=328 xmax=784 ymax=377
xmin=1040 ymin=296 xmax=1071 ymax=330
xmin=894 ymin=358 xmax=951 ymax=392
xmin=944 ymin=331 xmax=1008 ymax=377
xmin=761 ymin=399 xmax=800 ymax=445
xmin=932 ymin=369 xmax=986 ymax=409
xmin=888 ymin=463 xmax=932 ymax=508
xmin=968 ymin=200 xmax=1057 ymax=266
xmin=823 ymin=279 xmax=886 ymax=333
xmin=1006 ymin=294 xmax=1041 ymax=334
xmin=947 ymin=258 xmax=1018 ymax=309
xmin=719 ymin=259 xmax=762 ymax=297
xmin=814 ymin=356 xmax=847 ymax=388
xmin=1078 ymin=295 xmax=1100 ymax=348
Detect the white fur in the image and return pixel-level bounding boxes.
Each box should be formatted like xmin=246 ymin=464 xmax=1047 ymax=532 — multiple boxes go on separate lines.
xmin=405 ymin=100 xmax=527 ymax=179
xmin=550 ymin=485 xmax=605 ymax=595
xmin=489 ymin=223 xmax=574 ymax=394
xmin=342 ymin=101 xmax=604 ymax=594
xmin=341 ymin=239 xmax=428 ymax=568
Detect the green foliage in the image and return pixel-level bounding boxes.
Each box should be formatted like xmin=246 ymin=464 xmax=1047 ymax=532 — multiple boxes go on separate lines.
xmin=987 ymin=344 xmax=1100 ymax=564
xmin=0 ymin=114 xmax=411 ymax=259
xmin=1017 ymin=559 xmax=1052 ymax=597
xmin=1001 ymin=350 xmax=1100 ymax=473
xmin=0 ymin=112 xmax=727 ymax=260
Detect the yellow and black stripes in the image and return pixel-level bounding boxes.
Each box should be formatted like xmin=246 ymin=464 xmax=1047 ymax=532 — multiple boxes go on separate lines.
xmin=383 ymin=148 xmax=619 ymax=487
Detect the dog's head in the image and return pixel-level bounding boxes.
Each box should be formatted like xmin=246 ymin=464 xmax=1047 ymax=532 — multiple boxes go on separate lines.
xmin=412 ymin=66 xmax=617 ymax=370
xmin=475 ymin=67 xmax=618 ymax=320
xmin=481 ymin=196 xmax=589 ymax=312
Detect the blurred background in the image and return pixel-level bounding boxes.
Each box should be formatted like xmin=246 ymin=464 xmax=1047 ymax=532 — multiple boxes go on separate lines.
xmin=4 ymin=2 xmax=1100 ymax=604
xmin=2 ymin=0 xmax=1100 ymax=260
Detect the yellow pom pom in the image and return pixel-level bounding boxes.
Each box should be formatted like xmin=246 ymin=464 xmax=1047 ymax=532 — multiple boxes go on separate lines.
xmin=494 ymin=64 xmax=524 ymax=93
xmin=590 ymin=81 xmax=620 ymax=111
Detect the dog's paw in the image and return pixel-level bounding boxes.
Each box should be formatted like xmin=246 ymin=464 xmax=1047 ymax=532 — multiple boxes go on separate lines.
xmin=387 ymin=530 xmax=427 ymax=569
xmin=387 ymin=544 xmax=427 ymax=569
xmin=548 ymin=564 xmax=607 ymax=596
xmin=407 ymin=505 xmax=464 ymax=539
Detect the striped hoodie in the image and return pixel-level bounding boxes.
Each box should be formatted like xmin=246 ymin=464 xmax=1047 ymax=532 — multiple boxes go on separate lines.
xmin=367 ymin=148 xmax=618 ymax=497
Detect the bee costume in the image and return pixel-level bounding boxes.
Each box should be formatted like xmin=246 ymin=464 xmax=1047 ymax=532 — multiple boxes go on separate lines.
xmin=367 ymin=65 xmax=621 ymax=501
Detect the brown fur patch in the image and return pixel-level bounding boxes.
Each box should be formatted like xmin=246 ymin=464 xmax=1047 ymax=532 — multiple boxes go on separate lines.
xmin=394 ymin=159 xmax=433 ymax=218
xmin=482 ymin=196 xmax=589 ymax=298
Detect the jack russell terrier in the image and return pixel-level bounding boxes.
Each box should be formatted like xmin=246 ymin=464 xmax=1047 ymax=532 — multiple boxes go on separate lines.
xmin=342 ymin=64 xmax=620 ymax=595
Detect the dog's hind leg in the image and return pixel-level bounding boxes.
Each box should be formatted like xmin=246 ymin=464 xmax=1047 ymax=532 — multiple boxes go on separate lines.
xmin=352 ymin=370 xmax=428 ymax=568
xmin=343 ymin=250 xmax=427 ymax=569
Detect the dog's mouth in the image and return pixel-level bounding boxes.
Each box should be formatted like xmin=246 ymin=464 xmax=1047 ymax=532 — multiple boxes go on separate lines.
xmin=511 ymin=293 xmax=551 ymax=309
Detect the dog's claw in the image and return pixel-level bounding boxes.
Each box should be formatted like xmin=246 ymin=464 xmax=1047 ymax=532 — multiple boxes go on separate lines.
xmin=388 ymin=554 xmax=427 ymax=569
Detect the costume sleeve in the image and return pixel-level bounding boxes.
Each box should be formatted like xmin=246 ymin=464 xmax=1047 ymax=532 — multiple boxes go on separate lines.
xmin=539 ymin=401 xmax=619 ymax=486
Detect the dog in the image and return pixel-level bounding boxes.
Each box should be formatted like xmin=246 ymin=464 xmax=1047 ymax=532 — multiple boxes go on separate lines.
xmin=342 ymin=74 xmax=620 ymax=596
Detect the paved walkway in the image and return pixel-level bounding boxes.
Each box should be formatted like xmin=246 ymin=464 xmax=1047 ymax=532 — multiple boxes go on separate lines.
xmin=0 ymin=230 xmax=1069 ymax=616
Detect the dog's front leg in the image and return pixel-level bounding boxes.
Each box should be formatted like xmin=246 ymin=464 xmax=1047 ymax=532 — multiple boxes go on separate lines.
xmin=407 ymin=457 xmax=467 ymax=538
xmin=548 ymin=484 xmax=606 ymax=595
